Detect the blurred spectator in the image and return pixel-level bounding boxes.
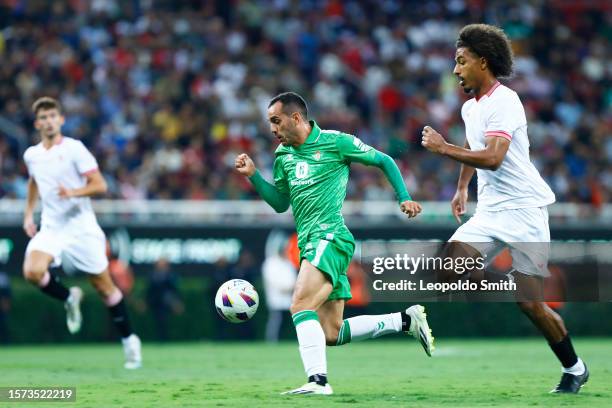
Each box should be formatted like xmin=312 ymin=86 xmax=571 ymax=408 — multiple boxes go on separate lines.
xmin=0 ymin=271 xmax=11 ymax=343
xmin=146 ymin=258 xmax=184 ymax=341
xmin=0 ymin=1 xmax=609 ymax=206
xmin=262 ymin=245 xmax=296 ymax=342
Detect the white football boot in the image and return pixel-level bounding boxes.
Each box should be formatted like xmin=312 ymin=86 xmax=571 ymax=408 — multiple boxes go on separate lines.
xmin=122 ymin=334 xmax=142 ymax=369
xmin=64 ymin=287 xmax=83 ymax=334
xmin=406 ymin=305 xmax=435 ymax=356
xmin=282 ymin=382 xmax=333 ymax=395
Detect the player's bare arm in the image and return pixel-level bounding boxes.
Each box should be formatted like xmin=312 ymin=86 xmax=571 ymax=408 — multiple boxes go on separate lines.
xmin=58 ymin=170 xmax=108 ymax=198
xmin=234 ymin=153 xmax=256 ymax=177
xmin=451 ymin=140 xmax=475 ymax=223
xmin=421 ymin=126 xmax=510 ymax=170
xmin=23 ymin=177 xmax=39 ymax=238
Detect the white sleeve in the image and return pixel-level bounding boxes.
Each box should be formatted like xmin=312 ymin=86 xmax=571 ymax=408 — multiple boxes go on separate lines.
xmin=484 ymin=96 xmax=523 ymax=141
xmin=72 ymin=140 xmax=99 ymax=175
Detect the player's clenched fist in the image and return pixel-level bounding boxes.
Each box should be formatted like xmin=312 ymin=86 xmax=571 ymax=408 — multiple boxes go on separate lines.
xmin=400 ymin=200 xmax=422 ymax=218
xmin=23 ymin=215 xmax=37 ymax=238
xmin=450 ymin=188 xmax=468 ymax=224
xmin=421 ymin=126 xmax=447 ymax=154
xmin=234 ymin=153 xmax=256 ymax=177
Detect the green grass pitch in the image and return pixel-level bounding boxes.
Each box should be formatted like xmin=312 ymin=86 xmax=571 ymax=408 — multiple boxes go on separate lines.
xmin=1 ymin=339 xmax=610 ymax=407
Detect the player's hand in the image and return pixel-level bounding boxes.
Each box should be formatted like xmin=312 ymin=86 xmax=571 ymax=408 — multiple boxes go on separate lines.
xmin=234 ymin=153 xmax=256 ymax=177
xmin=451 ymin=188 xmax=468 ymax=224
xmin=421 ymin=126 xmax=448 ymax=154
xmin=23 ymin=215 xmax=37 ymax=238
xmin=400 ymin=200 xmax=422 ymax=218
xmin=58 ymin=185 xmax=74 ymax=198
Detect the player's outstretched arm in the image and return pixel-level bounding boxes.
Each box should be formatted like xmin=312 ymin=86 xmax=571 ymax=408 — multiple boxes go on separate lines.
xmin=235 ymin=153 xmax=290 ymax=213
xmin=58 ymin=170 xmax=108 ymax=198
xmin=336 ymin=134 xmax=421 ymax=218
xmin=421 ymin=126 xmax=509 ymax=170
xmin=23 ymin=177 xmax=39 ymax=238
xmin=374 ymin=152 xmax=422 ymax=218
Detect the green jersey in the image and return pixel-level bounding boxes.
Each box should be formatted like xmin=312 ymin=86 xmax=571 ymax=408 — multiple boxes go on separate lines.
xmin=259 ymin=121 xmax=411 ymax=250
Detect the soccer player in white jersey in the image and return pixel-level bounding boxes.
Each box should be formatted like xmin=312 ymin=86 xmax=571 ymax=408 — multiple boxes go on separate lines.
xmin=22 ymin=97 xmax=142 ymax=369
xmin=421 ymin=24 xmax=588 ymax=393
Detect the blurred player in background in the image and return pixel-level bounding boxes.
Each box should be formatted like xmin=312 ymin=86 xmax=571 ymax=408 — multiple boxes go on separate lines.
xmin=262 ymin=243 xmax=296 ymax=343
xmin=236 ymin=92 xmax=433 ymax=395
xmin=147 ymin=257 xmax=184 ymax=341
xmin=421 ymin=24 xmax=588 ymax=393
xmin=21 ymin=97 xmax=142 ymax=369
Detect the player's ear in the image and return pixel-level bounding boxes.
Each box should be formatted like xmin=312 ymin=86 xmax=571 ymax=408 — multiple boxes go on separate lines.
xmin=480 ymin=57 xmax=488 ymax=71
xmin=291 ymin=111 xmax=301 ymax=125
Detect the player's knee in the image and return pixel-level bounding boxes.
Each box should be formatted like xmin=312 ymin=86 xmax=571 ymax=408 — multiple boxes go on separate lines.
xmin=290 ymin=301 xmax=308 ymax=316
xmin=22 ymin=263 xmax=46 ymax=284
xmin=290 ymin=291 xmax=313 ymax=315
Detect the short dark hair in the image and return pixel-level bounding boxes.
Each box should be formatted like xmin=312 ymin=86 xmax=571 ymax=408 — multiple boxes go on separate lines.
xmin=456 ymin=24 xmax=514 ymax=78
xmin=268 ymin=92 xmax=308 ymax=119
xmin=32 ymin=97 xmax=62 ymax=116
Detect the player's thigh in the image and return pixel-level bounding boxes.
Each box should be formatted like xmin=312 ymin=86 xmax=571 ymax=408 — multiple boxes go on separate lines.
xmin=512 ymin=272 xmax=544 ymax=303
xmin=63 ymin=226 xmax=109 ymax=275
xmin=291 ymin=259 xmax=333 ymax=313
xmin=22 ymin=250 xmax=54 ymax=278
xmin=24 ymin=230 xmax=63 ymax=274
xmin=506 ymin=207 xmax=551 ymax=278
xmin=448 ymin=211 xmax=496 ymax=244
xmin=447 ymin=212 xmax=507 ymax=275
xmin=318 ymin=299 xmax=345 ymax=344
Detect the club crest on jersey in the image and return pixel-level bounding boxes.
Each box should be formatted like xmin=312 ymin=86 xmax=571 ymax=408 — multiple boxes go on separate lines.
xmin=313 ymin=151 xmax=321 ymax=161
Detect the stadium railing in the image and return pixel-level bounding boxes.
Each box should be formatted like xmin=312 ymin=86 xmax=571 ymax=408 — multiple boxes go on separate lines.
xmin=0 ymin=199 xmax=609 ymax=227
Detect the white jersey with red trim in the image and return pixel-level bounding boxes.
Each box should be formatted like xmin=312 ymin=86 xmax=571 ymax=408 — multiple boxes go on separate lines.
xmin=461 ymin=82 xmax=555 ymax=211
xmin=23 ymin=136 xmax=100 ymax=229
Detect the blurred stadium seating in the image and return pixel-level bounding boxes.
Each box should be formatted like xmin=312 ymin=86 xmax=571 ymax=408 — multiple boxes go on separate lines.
xmin=0 ymin=0 xmax=609 ymax=206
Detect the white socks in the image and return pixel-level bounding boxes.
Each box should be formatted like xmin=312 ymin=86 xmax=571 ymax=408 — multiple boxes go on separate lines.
xmin=337 ymin=313 xmax=403 ymax=345
xmin=563 ymin=358 xmax=586 ymax=375
xmin=293 ymin=310 xmax=327 ymax=376
xmin=292 ymin=310 xmax=405 ymax=377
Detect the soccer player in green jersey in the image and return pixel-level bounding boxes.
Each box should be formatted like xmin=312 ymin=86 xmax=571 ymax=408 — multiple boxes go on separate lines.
xmin=235 ymin=92 xmax=434 ymax=395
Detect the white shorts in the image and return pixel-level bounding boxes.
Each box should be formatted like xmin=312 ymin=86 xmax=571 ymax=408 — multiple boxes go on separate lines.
xmin=25 ymin=223 xmax=109 ymax=274
xmin=449 ymin=207 xmax=550 ymax=277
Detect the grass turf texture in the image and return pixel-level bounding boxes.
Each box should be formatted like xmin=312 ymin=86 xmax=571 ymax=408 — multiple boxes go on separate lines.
xmin=0 ymin=339 xmax=610 ymax=407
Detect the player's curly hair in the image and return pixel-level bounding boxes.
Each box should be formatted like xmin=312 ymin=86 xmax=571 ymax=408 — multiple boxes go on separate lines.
xmin=456 ymin=24 xmax=514 ymax=78
xmin=268 ymin=92 xmax=308 ymax=119
xmin=32 ymin=97 xmax=62 ymax=116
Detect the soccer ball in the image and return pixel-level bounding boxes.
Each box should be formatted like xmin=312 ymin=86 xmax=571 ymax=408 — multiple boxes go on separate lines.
xmin=214 ymin=279 xmax=259 ymax=323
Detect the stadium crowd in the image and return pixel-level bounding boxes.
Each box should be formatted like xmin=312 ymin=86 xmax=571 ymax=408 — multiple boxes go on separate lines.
xmin=0 ymin=0 xmax=609 ymax=206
